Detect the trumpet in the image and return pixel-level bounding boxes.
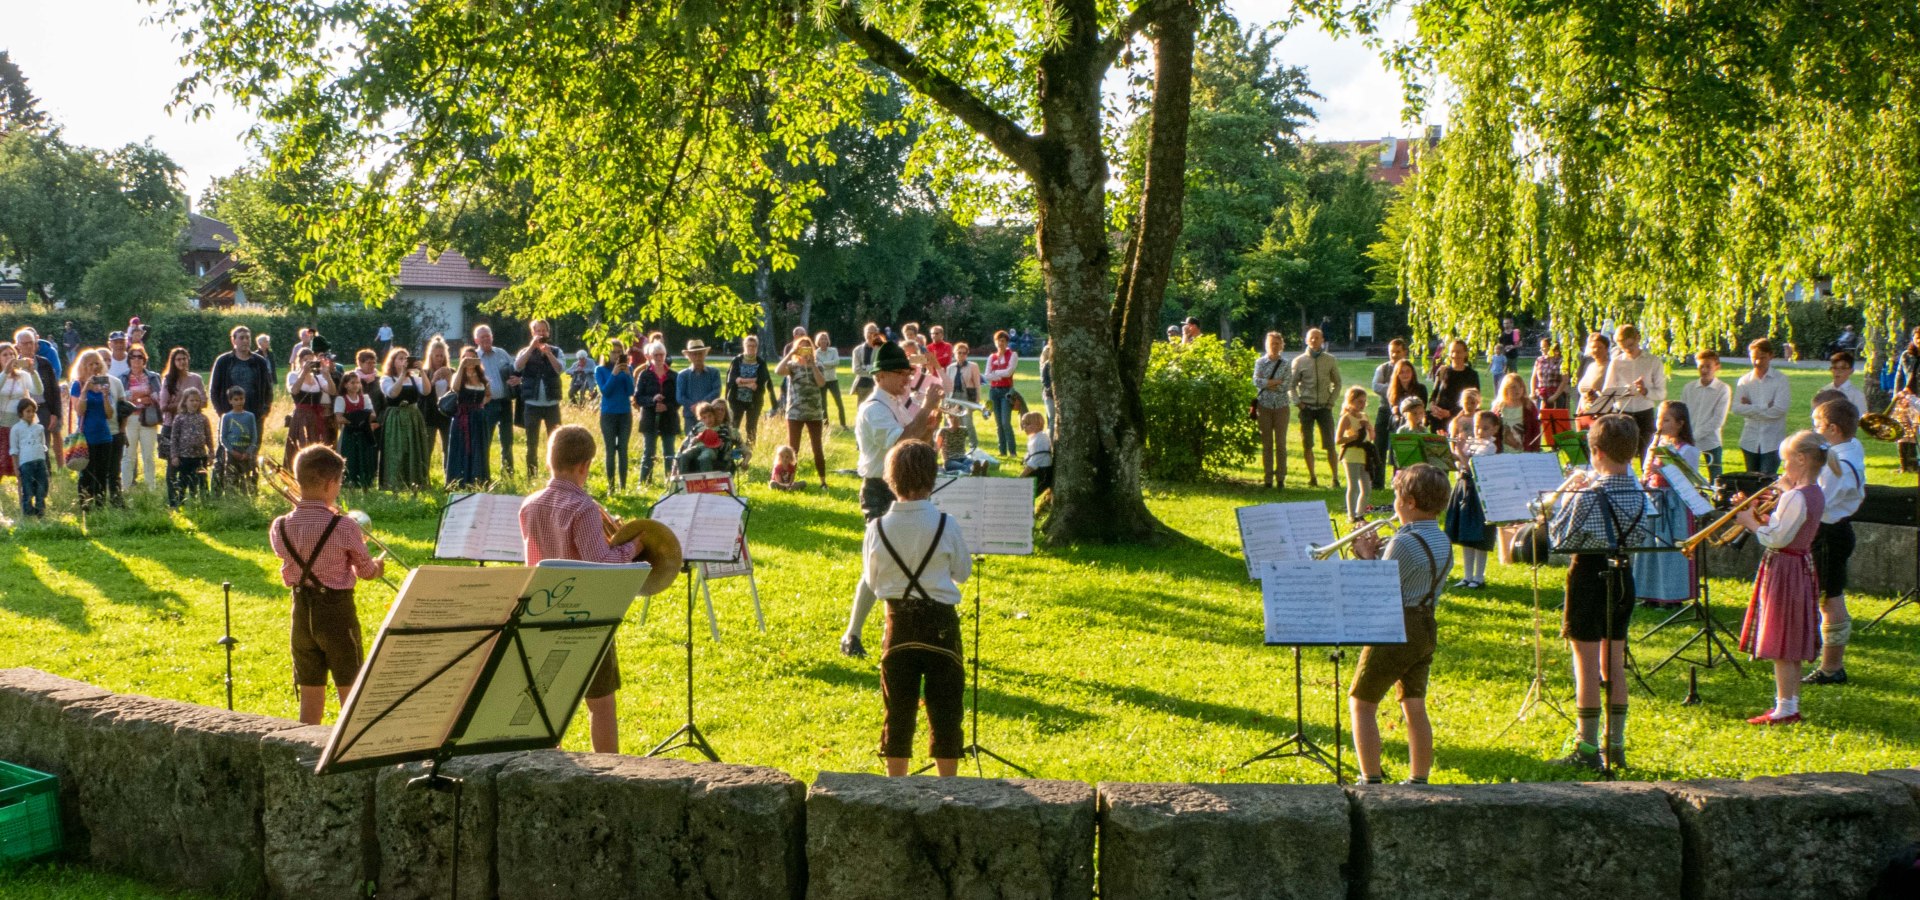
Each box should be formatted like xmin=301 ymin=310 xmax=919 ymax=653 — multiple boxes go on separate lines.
xmin=1528 ymin=468 xmax=1591 ymax=520
xmin=1678 ymin=476 xmax=1788 ymax=558
xmin=1310 ymin=518 xmax=1397 ymax=560
xmin=259 ymin=458 xmax=412 ymax=572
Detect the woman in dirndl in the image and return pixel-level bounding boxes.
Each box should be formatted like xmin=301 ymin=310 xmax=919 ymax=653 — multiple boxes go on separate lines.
xmin=379 ymin=347 xmax=432 ymax=490
xmin=1735 ymin=430 xmax=1828 ymax=726
xmin=283 ymin=347 xmax=338 ymax=467
xmin=443 ymin=356 xmax=493 ymax=488
xmin=1638 ymin=401 xmax=1700 ymax=607
xmin=0 ymin=341 xmax=44 ymax=483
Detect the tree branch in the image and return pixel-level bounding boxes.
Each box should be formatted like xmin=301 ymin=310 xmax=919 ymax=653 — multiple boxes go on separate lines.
xmin=1098 ymin=0 xmax=1190 ymax=71
xmin=831 ymin=7 xmax=1042 ymax=177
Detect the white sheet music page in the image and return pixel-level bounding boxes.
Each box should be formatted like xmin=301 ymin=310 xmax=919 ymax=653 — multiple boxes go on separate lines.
xmin=1470 ymin=453 xmax=1567 ymax=523
xmin=437 ymin=493 xmax=528 ymax=562
xmin=1234 ymin=501 xmax=1336 ymax=579
xmin=930 ymin=476 xmax=1035 ymax=556
xmin=1258 ymin=559 xmax=1407 ymax=646
xmin=1662 ymin=465 xmax=1716 ymax=516
xmin=651 ymin=493 xmax=746 ymax=562
xmin=320 ymin=565 xmax=530 ymax=770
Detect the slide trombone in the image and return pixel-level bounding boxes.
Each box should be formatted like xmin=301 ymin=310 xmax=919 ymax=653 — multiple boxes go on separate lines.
xmin=1678 ymin=476 xmax=1788 ymax=558
xmin=1310 ymin=518 xmax=1396 ymax=560
xmin=258 ymin=458 xmax=413 ymax=571
xmin=1860 ymin=393 xmax=1909 ymax=443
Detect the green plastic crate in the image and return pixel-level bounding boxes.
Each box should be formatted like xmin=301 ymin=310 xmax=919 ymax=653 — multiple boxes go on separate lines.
xmin=0 ymin=760 xmax=62 ymax=865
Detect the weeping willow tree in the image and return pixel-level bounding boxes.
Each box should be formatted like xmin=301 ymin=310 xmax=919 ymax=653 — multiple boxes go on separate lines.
xmin=1358 ymin=0 xmax=1920 ymax=363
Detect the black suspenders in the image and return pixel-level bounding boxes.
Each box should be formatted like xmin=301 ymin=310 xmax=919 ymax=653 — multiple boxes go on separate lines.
xmin=280 ymin=514 xmax=344 ymax=594
xmin=876 ymin=514 xmax=949 ymax=602
xmin=1403 ymin=528 xmax=1444 ymax=607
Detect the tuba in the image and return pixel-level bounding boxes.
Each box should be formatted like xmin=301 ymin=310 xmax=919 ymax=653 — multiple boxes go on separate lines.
xmin=601 ymin=510 xmax=684 ymax=596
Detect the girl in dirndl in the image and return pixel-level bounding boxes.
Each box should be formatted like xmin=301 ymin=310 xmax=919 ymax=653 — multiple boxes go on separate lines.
xmin=1444 ymin=408 xmax=1501 ymax=589
xmin=1736 ymin=430 xmax=1829 ymax=726
xmin=444 ymin=357 xmax=492 ymax=488
xmin=334 ymin=374 xmax=380 ymax=489
xmin=1638 ymin=401 xmax=1699 ymax=607
xmin=283 ymin=347 xmax=337 ymax=467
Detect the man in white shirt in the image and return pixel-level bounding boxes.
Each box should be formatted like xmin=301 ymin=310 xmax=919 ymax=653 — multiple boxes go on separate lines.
xmin=1731 ymin=338 xmax=1791 ymax=475
xmin=376 ymin=322 xmax=394 ymax=357
xmin=1819 ymin=352 xmax=1867 ymax=421
xmin=1602 ymin=324 xmax=1667 ymax=456
xmin=1807 ymin=398 xmax=1866 ymax=686
xmin=106 ymin=332 xmax=132 ymax=380
xmin=473 ymin=325 xmax=521 ymax=475
xmin=1682 ymin=349 xmax=1733 ymax=480
xmin=853 ymin=341 xmax=943 ymax=520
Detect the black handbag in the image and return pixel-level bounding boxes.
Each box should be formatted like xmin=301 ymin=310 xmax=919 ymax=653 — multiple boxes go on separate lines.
xmin=139 ymin=404 xmax=162 ymax=427
xmin=437 ymin=389 xmax=459 ymax=418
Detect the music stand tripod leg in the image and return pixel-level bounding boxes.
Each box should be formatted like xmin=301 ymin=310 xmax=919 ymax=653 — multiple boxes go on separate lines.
xmin=648 ymin=563 xmax=721 ymax=762
xmin=1502 ymin=559 xmax=1573 ymax=737
xmin=1238 ymin=645 xmax=1344 ymax=781
xmin=915 ymin=557 xmax=1032 ymax=777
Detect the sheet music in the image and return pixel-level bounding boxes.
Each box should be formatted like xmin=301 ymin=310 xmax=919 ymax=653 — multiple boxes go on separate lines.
xmin=320 ymin=566 xmax=528 ymax=769
xmin=1234 ymin=501 xmax=1337 ymax=579
xmin=1470 ymin=453 xmax=1568 ymax=523
xmin=930 ymin=476 xmax=1035 ymax=556
xmin=650 ymin=493 xmax=746 ymax=562
xmin=1662 ymin=464 xmax=1715 ymax=517
xmin=702 ymin=536 xmax=753 ymax=580
xmin=1258 ymin=559 xmax=1407 ymax=645
xmin=457 ymin=562 xmax=644 ymax=745
xmin=436 ymin=492 xmax=528 ymax=562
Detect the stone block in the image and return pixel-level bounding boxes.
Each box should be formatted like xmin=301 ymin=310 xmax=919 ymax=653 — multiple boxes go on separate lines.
xmin=806 ymin=772 xmax=1096 ymax=900
xmin=1349 ymin=781 xmax=1681 ymax=900
xmin=1872 ymin=767 xmax=1920 ymax=804
xmin=1849 ymin=523 xmax=1918 ymax=597
xmin=261 ymin=725 xmax=376 ymax=899
xmin=375 ymin=753 xmax=516 ymax=900
xmin=495 ymin=752 xmax=804 ymax=900
xmin=0 ymin=668 xmax=112 ymax=856
xmin=63 ymin=693 xmax=299 ymax=895
xmin=1097 ymin=782 xmax=1349 ymax=900
xmin=1660 ymin=772 xmax=1920 ymax=900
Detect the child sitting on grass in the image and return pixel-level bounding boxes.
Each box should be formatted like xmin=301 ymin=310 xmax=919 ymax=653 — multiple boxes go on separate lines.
xmin=1019 ymin=411 xmax=1053 ymax=497
xmin=769 ymin=444 xmax=800 ymax=490
xmin=940 ymin=413 xmax=973 ymax=476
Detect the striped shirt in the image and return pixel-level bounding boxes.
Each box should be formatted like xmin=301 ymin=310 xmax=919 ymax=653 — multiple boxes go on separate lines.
xmin=520 ymin=478 xmax=635 ymax=564
xmin=1384 ymin=519 xmax=1451 ymax=608
xmin=269 ymin=502 xmax=383 ymax=590
xmin=1548 ymin=472 xmax=1653 ymax=554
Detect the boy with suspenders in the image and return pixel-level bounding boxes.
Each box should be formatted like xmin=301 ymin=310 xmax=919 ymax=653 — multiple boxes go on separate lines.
xmin=1346 ymin=464 xmax=1453 ymax=784
xmin=840 ymin=440 xmax=973 ymax=776
xmin=267 ymin=445 xmax=386 ymax=725
xmin=1807 ymin=398 xmax=1865 ymax=685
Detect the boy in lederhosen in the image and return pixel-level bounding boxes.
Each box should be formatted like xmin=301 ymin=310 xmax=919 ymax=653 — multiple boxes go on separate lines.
xmin=267 ymin=445 xmax=386 ymax=725
xmin=840 ymin=440 xmax=972 ymax=776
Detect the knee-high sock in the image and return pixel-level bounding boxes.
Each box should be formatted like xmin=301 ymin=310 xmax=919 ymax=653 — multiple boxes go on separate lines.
xmin=1577 ymin=705 xmax=1601 ymax=748
xmin=1606 ymin=703 xmax=1628 ymax=749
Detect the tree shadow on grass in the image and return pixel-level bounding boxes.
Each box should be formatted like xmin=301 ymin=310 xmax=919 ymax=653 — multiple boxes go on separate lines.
xmin=1002 ymin=667 xmax=1282 ymax=732
xmin=67 ymin=541 xmax=189 ymax=617
xmin=177 ymin=529 xmax=283 ymax=600
xmin=0 ymin=543 xmax=94 ymax=633
xmin=790 ymin=660 xmax=1099 ymax=730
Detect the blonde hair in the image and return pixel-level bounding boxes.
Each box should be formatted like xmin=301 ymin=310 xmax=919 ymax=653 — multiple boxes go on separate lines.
xmin=1342 ymin=385 xmax=1368 ymax=413
xmin=1021 ymin=411 xmax=1046 ymax=431
xmin=1494 ymin=373 xmax=1527 ymax=411
xmin=1782 ymin=429 xmax=1839 ymax=477
xmin=1461 ymin=388 xmax=1482 ymax=413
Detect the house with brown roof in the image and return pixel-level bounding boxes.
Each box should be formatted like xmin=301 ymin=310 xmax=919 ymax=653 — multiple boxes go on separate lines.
xmin=396 ymin=246 xmax=510 ymax=340
xmin=1318 ymin=125 xmax=1443 ymax=187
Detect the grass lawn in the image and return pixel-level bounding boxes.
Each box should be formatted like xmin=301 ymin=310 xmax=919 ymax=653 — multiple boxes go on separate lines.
xmin=2 ymin=355 xmax=1915 ymax=895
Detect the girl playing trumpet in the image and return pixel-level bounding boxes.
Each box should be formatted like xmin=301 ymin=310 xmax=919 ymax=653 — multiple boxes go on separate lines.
xmin=1735 ymin=430 xmax=1831 ymax=725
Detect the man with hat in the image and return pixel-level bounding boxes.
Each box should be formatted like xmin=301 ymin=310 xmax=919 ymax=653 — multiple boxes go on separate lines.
xmin=843 ymin=340 xmax=945 ymax=656
xmin=676 ymin=339 xmax=721 ymax=434
xmin=1181 ymin=316 xmax=1203 ymax=344
xmin=106 ymin=331 xmax=133 ymax=380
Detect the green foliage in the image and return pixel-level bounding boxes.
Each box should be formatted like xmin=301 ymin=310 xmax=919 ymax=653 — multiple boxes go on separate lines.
xmin=0 ymin=132 xmax=186 ymax=301
xmin=1238 ymin=146 xmax=1390 ymax=337
xmin=0 ymin=50 xmax=49 ymax=135
xmin=1342 ymin=0 xmax=1920 ymax=365
xmin=79 ymin=244 xmax=196 ymax=329
xmin=1140 ymin=335 xmax=1259 ymax=481
xmin=200 ymin=134 xmax=366 ymax=308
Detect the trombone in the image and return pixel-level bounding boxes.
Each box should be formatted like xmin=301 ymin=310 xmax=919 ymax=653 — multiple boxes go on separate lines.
xmin=1310 ymin=518 xmax=1396 ymax=560
xmin=1860 ymin=393 xmax=1910 ymax=443
xmin=1678 ymin=476 xmax=1788 ymax=558
xmin=258 ymin=458 xmax=414 ymax=574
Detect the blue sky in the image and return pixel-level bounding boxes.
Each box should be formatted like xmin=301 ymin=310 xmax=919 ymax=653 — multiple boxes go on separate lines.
xmin=1 ymin=0 xmax=1425 ymax=200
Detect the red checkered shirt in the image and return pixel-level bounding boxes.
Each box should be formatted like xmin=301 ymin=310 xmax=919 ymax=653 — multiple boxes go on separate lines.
xmin=269 ymin=501 xmax=383 ymax=590
xmin=520 ymin=478 xmax=636 ymax=564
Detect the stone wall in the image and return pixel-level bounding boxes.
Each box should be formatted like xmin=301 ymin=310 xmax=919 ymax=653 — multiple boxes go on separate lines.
xmin=3 ymin=668 xmax=1916 ymax=899
xmin=1703 ymin=521 xmax=1916 ymax=598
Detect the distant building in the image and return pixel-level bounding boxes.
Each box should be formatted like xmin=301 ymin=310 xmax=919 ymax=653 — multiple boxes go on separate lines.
xmin=1318 ymin=125 xmax=1444 ymax=187
xmin=185 ymin=213 xmax=250 ymax=308
xmin=395 ymin=247 xmax=509 ymax=340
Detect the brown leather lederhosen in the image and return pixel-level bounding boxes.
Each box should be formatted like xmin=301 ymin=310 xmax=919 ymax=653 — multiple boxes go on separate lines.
xmin=279 ymin=515 xmax=365 ymax=689
xmin=1349 ymin=529 xmax=1445 ymax=703
xmin=876 ymin=513 xmax=965 ymax=759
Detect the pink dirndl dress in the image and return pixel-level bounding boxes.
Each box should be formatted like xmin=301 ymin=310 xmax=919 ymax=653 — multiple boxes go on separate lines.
xmin=1738 ymin=484 xmax=1824 ymax=662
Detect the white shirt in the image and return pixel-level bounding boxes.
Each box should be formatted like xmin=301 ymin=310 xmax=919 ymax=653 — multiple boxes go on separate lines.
xmin=9 ymin=420 xmax=47 ymax=465
xmin=107 ymin=353 xmax=131 ymax=381
xmin=1681 ymin=378 xmax=1732 ymax=452
xmin=860 ymin=499 xmax=971 ymax=605
xmin=1732 ymin=368 xmax=1792 ymax=453
xmin=1815 ymin=380 xmax=1867 ymax=421
xmin=1819 ymin=439 xmax=1865 ymax=523
xmin=377 ymin=325 xmax=394 ymax=341
xmin=1025 ymin=429 xmax=1053 ymax=468
xmin=1603 ymin=350 xmax=1666 ymax=413
xmin=854 ymin=389 xmax=913 ymax=478
xmin=814 ymin=347 xmax=840 ymax=383
xmin=1754 ymin=487 xmax=1814 ymax=549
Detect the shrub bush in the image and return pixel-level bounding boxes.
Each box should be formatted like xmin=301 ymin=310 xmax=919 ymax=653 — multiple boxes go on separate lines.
xmin=1140 ymin=335 xmax=1259 ymax=482
xmin=4 ymin=303 xmax=422 ymax=369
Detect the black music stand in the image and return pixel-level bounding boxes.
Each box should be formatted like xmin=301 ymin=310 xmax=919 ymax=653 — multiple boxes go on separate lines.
xmin=1239 ymin=645 xmax=1348 ymax=782
xmin=645 ymin=486 xmax=749 ymax=763
xmin=1500 ymin=556 xmax=1574 ymax=735
xmin=1642 ymin=536 xmax=1747 ymax=679
xmin=913 ymin=556 xmax=1033 ymax=777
